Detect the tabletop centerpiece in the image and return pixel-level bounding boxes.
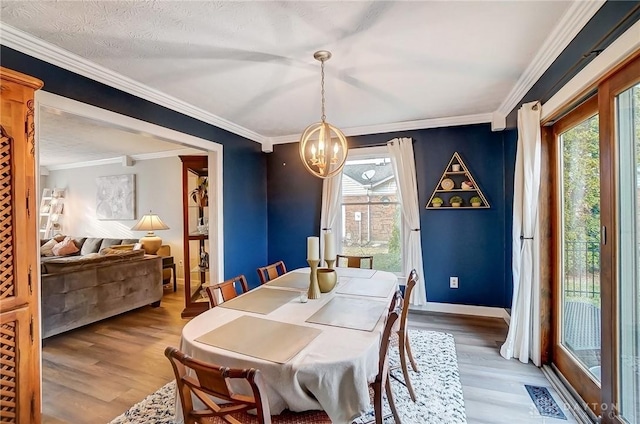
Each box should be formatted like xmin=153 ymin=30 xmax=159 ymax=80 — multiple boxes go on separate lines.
xmin=324 ymin=232 xmax=336 ymax=269
xmin=307 ymin=236 xmax=321 ymax=299
xmin=319 ymin=232 xmax=337 ymax=292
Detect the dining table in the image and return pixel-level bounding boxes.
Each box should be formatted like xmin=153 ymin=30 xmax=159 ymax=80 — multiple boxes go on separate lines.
xmin=177 ymin=266 xmax=398 ymax=424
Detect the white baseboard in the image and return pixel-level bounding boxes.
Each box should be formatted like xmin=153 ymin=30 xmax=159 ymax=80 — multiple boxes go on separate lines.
xmin=410 ymin=302 xmax=511 ymax=324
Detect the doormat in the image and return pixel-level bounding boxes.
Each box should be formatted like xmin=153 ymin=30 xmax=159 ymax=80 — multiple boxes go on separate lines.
xmin=525 ymin=385 xmax=567 ymax=420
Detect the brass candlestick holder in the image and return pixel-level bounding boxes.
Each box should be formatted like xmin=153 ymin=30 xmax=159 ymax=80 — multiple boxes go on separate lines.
xmin=325 ymin=258 xmax=335 ymax=270
xmin=307 ymin=259 xmax=321 ymax=299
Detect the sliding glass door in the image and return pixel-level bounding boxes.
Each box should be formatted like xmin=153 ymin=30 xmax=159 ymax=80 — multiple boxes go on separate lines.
xmin=616 ymin=79 xmax=640 ymax=424
xmin=551 ymin=53 xmax=640 ymax=424
xmin=553 ymin=97 xmax=601 ymax=410
xmin=597 ymin=56 xmax=640 ymax=424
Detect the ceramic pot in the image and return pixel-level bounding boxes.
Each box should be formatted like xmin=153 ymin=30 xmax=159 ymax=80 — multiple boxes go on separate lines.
xmin=452 ymin=164 xmax=461 ymax=172
xmin=472 ymin=202 xmax=481 ymax=207
xmin=432 ymin=202 xmax=442 ymax=208
xmin=317 ymin=268 xmax=337 ymax=293
xmin=451 ymin=202 xmax=461 ymax=208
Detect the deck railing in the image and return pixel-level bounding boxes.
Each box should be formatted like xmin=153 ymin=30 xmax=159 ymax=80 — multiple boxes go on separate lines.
xmin=564 ymin=240 xmax=600 ymax=299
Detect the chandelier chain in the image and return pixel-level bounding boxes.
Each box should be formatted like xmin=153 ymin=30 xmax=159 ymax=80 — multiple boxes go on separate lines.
xmin=320 ymin=59 xmax=326 ymax=122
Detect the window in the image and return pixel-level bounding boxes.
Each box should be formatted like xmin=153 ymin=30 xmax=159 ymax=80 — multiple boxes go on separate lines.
xmin=340 ymin=147 xmax=402 ymax=273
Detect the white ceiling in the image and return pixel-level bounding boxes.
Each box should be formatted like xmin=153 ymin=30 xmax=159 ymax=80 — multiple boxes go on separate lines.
xmin=39 ymin=108 xmax=199 ymax=167
xmin=1 ymin=1 xmax=600 ymax=143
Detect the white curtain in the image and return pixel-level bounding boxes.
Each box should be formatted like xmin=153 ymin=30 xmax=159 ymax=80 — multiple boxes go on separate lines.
xmin=320 ymin=172 xmax=343 ymax=263
xmin=500 ymin=101 xmax=542 ymax=365
xmin=387 ymin=138 xmax=427 ymax=306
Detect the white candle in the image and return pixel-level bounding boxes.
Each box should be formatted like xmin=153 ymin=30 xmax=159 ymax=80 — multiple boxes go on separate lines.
xmin=307 ymin=236 xmax=319 ymax=260
xmin=324 ymin=233 xmax=335 ymax=260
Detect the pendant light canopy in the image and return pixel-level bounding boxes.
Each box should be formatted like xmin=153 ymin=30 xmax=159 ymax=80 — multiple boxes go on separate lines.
xmin=298 ymin=51 xmax=348 ymax=179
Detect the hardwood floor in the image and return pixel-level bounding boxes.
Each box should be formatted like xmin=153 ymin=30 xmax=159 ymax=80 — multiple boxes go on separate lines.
xmin=42 ymin=289 xmax=576 ymax=423
xmin=409 ymin=311 xmax=577 ymax=424
xmin=42 ymin=288 xmax=185 ymax=424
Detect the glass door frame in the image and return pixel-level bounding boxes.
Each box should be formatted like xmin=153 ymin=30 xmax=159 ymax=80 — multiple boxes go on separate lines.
xmin=547 ymin=52 xmax=640 ymax=424
xmin=551 ymin=95 xmax=601 ymax=415
xmin=599 ymin=53 xmax=640 ymax=424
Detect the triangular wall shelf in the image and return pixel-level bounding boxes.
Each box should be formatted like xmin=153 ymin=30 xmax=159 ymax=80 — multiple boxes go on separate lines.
xmin=425 ymin=152 xmax=490 ymax=209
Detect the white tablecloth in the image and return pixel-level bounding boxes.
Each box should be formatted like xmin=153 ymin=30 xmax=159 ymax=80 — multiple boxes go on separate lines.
xmin=178 ymin=268 xmax=397 ymax=424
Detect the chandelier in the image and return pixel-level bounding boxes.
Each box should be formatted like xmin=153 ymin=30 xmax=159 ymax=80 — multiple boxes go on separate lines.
xmin=298 ymin=50 xmax=348 ymax=179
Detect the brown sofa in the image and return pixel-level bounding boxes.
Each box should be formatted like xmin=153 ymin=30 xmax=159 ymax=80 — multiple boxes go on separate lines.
xmin=40 ymin=237 xmax=163 ymax=338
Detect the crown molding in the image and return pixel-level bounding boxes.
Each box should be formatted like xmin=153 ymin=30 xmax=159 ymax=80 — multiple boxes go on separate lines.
xmin=494 ymin=0 xmax=605 ymax=122
xmin=0 ymin=23 xmax=267 ymax=144
xmin=46 ymin=157 xmax=125 ymax=171
xmin=268 ymin=113 xmax=493 ymax=145
xmin=542 ymin=19 xmax=640 ymax=122
xmin=45 ymin=147 xmax=202 ymax=171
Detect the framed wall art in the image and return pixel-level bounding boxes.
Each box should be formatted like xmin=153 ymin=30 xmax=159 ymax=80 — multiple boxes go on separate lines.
xmin=96 ymin=174 xmax=136 ymax=220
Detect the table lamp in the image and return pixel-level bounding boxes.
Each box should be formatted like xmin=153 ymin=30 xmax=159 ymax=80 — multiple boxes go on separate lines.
xmin=131 ymin=211 xmax=169 ymax=254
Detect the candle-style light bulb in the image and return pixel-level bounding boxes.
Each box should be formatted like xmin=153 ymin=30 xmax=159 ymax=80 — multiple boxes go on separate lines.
xmin=333 ymin=142 xmax=339 ymax=160
xmin=311 ymin=144 xmax=317 ymax=161
xmin=318 ymin=125 xmax=325 ymax=155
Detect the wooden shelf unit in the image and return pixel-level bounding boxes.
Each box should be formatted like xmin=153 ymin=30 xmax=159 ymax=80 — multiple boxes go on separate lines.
xmin=39 ymin=188 xmax=65 ymax=238
xmin=426 ymin=152 xmax=490 ymax=209
xmin=180 ymin=155 xmax=211 ymax=318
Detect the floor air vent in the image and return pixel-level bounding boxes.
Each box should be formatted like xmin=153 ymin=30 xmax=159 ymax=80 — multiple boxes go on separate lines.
xmin=525 ymin=385 xmax=567 ymax=420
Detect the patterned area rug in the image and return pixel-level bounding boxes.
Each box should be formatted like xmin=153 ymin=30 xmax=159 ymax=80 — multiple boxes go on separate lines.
xmin=109 ymin=329 xmax=466 ymax=424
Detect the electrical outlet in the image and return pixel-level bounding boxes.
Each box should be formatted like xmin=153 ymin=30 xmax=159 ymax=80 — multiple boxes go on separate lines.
xmin=450 ymin=276 xmax=459 ymax=289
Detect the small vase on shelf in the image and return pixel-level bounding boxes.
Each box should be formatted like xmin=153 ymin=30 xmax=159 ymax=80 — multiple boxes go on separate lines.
xmin=199 ymin=247 xmax=209 ymax=269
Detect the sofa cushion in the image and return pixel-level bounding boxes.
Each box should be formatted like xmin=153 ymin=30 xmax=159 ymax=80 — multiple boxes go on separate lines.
xmin=41 ymin=239 xmax=58 ymax=257
xmin=99 ymin=238 xmax=123 ymax=251
xmin=99 ymin=247 xmax=141 ymax=256
xmin=105 ymin=249 xmax=145 ymax=260
xmin=121 ymin=238 xmax=139 ymax=245
xmin=43 ymin=249 xmax=145 ymax=274
xmin=51 ymin=237 xmax=79 ymax=256
xmin=43 ymin=254 xmax=112 ymax=274
xmin=80 ymin=238 xmax=103 ymax=255
xmin=73 ymin=237 xmax=87 ymax=250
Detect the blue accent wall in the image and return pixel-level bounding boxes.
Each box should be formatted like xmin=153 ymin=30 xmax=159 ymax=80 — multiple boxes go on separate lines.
xmin=266 ymin=143 xmax=323 ymax=271
xmin=1 ymin=46 xmax=268 ymax=288
xmin=267 ymin=125 xmax=517 ymax=308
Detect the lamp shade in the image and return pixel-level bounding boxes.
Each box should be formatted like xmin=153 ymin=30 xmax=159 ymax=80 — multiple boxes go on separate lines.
xmin=131 ymin=213 xmax=170 ymax=232
xmin=131 ymin=212 xmax=169 ymax=254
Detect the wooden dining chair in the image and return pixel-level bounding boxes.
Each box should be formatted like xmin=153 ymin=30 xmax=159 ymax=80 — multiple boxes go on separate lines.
xmin=205 ymin=274 xmax=249 ymax=308
xmin=256 ymin=260 xmax=287 ymax=285
xmin=165 ymin=346 xmax=332 ymax=424
xmin=390 ymin=269 xmax=420 ymax=402
xmin=336 ymin=254 xmax=374 ymax=269
xmin=369 ymin=308 xmax=402 ymax=424
xmin=388 ymin=288 xmax=403 ymax=313
xmin=166 ymin=346 xmax=270 ymax=424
